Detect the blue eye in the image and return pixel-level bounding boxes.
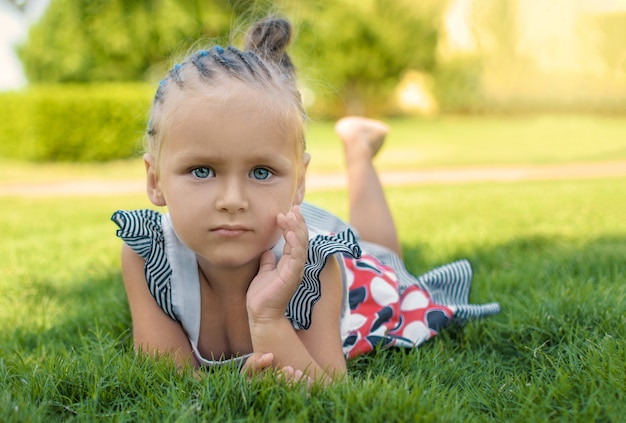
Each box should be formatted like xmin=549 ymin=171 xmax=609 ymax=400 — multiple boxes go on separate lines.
xmin=192 ymin=167 xmax=213 ymax=179
xmin=251 ymin=167 xmax=272 ymax=180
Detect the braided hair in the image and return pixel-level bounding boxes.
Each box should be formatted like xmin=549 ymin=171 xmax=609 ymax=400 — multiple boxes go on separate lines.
xmin=146 ymin=17 xmax=306 ymax=166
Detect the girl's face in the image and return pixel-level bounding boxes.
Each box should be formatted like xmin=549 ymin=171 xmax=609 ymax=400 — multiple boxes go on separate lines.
xmin=146 ymin=82 xmax=307 ymax=270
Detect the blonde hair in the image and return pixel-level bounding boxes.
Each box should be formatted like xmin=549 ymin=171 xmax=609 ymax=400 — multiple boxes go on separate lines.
xmin=145 ymin=17 xmax=306 ymax=174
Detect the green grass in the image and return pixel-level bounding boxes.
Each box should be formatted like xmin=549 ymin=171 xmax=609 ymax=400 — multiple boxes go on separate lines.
xmin=306 ymin=114 xmax=626 ymax=173
xmin=2 ymin=114 xmax=626 ymax=183
xmin=2 ymin=114 xmax=625 ymax=420
xmin=2 ymin=173 xmax=625 ymax=421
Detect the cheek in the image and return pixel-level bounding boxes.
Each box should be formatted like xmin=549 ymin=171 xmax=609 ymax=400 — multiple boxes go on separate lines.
xmin=164 ymin=180 xmax=209 ymax=208
xmin=255 ymin=213 xmax=282 ymax=250
xmin=256 ymin=202 xmax=284 ymax=232
xmin=164 ymin=192 xmax=206 ymax=231
xmin=258 ymin=205 xmax=281 ymax=229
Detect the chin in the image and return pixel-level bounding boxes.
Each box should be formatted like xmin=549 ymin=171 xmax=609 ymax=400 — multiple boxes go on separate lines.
xmin=204 ymin=250 xmax=263 ymax=269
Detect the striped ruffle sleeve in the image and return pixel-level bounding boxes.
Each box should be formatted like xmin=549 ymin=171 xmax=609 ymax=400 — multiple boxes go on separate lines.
xmin=111 ymin=209 xmax=179 ymax=322
xmin=286 ymin=228 xmax=362 ymax=330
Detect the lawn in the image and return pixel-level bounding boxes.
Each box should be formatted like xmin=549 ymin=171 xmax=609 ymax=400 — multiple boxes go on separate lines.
xmin=1 ymin=115 xmax=625 ymax=421
xmin=2 ymin=114 xmax=626 ymax=183
xmin=306 ymin=114 xmax=626 ymax=173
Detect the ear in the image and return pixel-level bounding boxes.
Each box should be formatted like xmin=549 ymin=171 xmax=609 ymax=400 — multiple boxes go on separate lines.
xmin=293 ymin=153 xmax=310 ymax=205
xmin=144 ymin=153 xmax=166 ymax=206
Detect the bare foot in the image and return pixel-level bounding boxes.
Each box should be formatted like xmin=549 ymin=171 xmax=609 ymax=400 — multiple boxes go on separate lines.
xmin=335 ymin=117 xmax=389 ymax=163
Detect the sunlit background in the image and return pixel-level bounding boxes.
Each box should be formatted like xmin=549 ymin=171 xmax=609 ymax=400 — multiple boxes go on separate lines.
xmin=1 ymin=0 xmax=625 ymax=166
xmin=2 ymin=4 xmax=626 ymax=421
xmin=2 ymin=0 xmax=626 ymax=114
xmin=443 ymin=0 xmax=626 ymax=114
xmin=0 ymin=0 xmax=47 ymax=90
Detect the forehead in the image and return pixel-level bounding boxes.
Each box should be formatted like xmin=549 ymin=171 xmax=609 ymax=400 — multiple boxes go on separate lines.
xmin=161 ymin=81 xmax=300 ymax=156
xmin=172 ymin=80 xmax=297 ymax=128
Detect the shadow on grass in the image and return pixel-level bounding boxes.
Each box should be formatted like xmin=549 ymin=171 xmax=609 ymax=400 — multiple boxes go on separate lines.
xmin=7 ymin=269 xmax=132 ymax=354
xmin=360 ymin=233 xmax=625 ymax=371
xmin=344 ymin=234 xmax=625 ymax=420
xmin=8 ymin=233 xmax=625 ymax=364
xmin=2 ymin=234 xmax=624 ymax=421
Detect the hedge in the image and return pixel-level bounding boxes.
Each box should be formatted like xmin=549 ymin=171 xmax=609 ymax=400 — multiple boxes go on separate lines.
xmin=0 ymin=84 xmax=154 ymax=162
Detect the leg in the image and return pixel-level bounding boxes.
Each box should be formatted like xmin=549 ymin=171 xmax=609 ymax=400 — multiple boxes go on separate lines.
xmin=335 ymin=116 xmax=402 ymax=257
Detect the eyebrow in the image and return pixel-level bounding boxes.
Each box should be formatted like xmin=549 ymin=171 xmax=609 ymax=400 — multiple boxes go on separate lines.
xmin=170 ymin=151 xmax=294 ymax=167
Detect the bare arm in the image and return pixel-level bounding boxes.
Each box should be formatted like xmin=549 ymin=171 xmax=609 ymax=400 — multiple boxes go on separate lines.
xmin=295 ymin=255 xmax=347 ymax=376
xmin=120 ymin=243 xmax=197 ymax=368
xmin=246 ymin=207 xmax=346 ymax=384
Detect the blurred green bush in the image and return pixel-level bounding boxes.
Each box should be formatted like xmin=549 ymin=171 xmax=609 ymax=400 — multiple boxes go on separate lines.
xmin=17 ymin=0 xmax=445 ymax=118
xmin=0 ymin=84 xmax=153 ymax=162
xmin=432 ymin=56 xmax=486 ymax=114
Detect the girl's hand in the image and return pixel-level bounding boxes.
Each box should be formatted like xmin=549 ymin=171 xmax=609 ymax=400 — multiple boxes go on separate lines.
xmin=277 ymin=365 xmax=314 ymax=388
xmin=246 ymin=205 xmax=308 ymax=323
xmin=240 ymin=352 xmax=274 ymax=378
xmin=241 ymin=352 xmax=312 ymax=388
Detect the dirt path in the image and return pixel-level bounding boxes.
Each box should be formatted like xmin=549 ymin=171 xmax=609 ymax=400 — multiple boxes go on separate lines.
xmin=1 ymin=160 xmax=625 ymax=197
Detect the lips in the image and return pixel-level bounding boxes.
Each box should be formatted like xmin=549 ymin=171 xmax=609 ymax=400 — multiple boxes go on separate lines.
xmin=210 ymin=225 xmax=251 ymax=237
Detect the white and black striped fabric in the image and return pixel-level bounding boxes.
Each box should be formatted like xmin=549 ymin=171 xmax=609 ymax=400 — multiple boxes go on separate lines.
xmin=111 ymin=207 xmax=363 ymax=330
xmin=112 ymin=204 xmax=500 ymax=349
xmin=112 ymin=209 xmax=178 ymax=321
xmin=300 ymin=203 xmax=500 ymax=322
xmin=287 ymin=228 xmax=361 ymax=329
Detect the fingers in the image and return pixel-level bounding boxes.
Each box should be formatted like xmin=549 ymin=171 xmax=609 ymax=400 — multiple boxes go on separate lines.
xmin=277 ymin=205 xmax=307 ymax=238
xmin=241 ymin=353 xmax=313 ymax=389
xmin=247 ymin=206 xmax=308 ymax=320
xmin=278 ymin=366 xmax=313 ymax=388
xmin=257 ymin=249 xmax=277 ymax=274
xmin=277 ymin=205 xmax=308 ymax=262
xmin=240 ymin=352 xmax=274 ymax=377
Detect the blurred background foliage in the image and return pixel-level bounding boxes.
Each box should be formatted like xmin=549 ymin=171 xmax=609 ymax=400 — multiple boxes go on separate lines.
xmin=15 ymin=0 xmax=446 ymax=117
xmin=0 ymin=84 xmax=152 ymax=161
xmin=1 ymin=0 xmax=626 ymax=161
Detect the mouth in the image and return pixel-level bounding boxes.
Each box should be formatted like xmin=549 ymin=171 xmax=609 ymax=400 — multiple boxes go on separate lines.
xmin=210 ymin=225 xmax=251 ymax=237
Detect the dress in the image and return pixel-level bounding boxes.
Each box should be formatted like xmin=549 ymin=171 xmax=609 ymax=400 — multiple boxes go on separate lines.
xmin=112 ymin=203 xmax=500 ymax=365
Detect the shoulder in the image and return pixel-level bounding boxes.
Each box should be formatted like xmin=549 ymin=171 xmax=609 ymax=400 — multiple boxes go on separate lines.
xmin=285 ymin=229 xmax=360 ymax=330
xmin=120 ymin=242 xmax=148 ymax=290
xmin=113 ymin=208 xmax=166 ymax=281
xmin=318 ymin=254 xmax=341 ymax=296
xmin=112 ymin=208 xmax=163 ymax=230
xmin=113 ymin=208 xmax=178 ymax=322
xmin=296 ymin=254 xmax=347 ymax=374
xmin=112 ymin=209 xmax=165 ymax=259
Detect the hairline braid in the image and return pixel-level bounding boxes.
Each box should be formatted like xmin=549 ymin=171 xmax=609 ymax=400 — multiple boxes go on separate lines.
xmin=145 ymin=18 xmax=306 ymax=171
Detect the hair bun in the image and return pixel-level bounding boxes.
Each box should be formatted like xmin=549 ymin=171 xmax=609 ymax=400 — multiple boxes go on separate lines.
xmin=244 ymin=17 xmax=293 ymax=72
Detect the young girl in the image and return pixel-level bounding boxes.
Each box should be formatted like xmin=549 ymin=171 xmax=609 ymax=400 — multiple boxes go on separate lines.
xmin=112 ymin=17 xmax=499 ymax=384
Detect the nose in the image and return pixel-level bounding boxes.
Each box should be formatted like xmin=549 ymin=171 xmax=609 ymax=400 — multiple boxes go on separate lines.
xmin=215 ymin=176 xmax=249 ymax=213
